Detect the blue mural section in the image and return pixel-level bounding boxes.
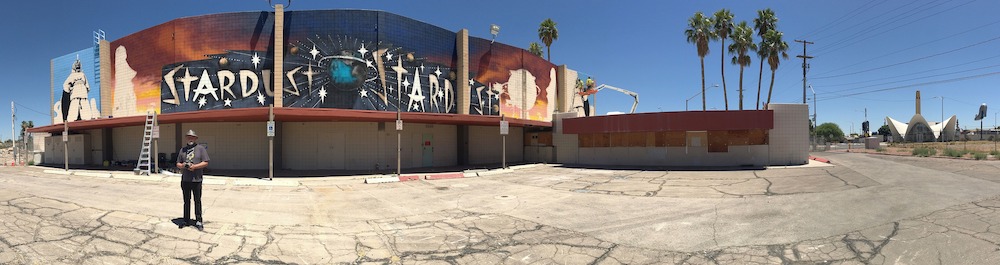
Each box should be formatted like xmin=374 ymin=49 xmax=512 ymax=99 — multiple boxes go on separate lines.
xmin=160 ymin=51 xmax=276 ymax=113
xmin=52 ymin=47 xmax=100 ymax=123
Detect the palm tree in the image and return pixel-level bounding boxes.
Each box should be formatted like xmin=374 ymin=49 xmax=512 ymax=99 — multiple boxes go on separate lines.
xmin=761 ymin=29 xmax=789 ymax=108
xmin=528 ymin=42 xmax=544 ymax=57
xmin=713 ymin=9 xmax=734 ymax=111
xmin=685 ymin=12 xmax=715 ymax=111
xmin=729 ymin=21 xmax=756 ymax=111
xmin=537 ymin=19 xmax=559 ymax=62
xmin=753 ymin=8 xmax=777 ymax=110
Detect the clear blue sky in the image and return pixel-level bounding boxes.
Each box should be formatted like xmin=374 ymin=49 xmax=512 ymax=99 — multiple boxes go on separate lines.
xmin=2 ymin=0 xmax=999 ymax=140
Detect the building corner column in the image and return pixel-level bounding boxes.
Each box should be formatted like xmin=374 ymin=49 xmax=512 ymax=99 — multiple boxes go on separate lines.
xmin=99 ymin=40 xmax=112 ymax=117
xmin=273 ymin=4 xmax=284 ymax=108
xmin=457 ymin=29 xmax=469 ymax=115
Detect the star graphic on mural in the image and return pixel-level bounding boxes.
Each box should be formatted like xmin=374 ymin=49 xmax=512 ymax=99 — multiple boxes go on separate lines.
xmin=365 ymin=59 xmax=373 ymax=69
xmin=319 ymin=87 xmax=328 ymax=103
xmin=303 ymin=65 xmax=316 ymax=88
xmin=224 ymin=98 xmax=232 ymax=107
xmin=387 ymin=85 xmax=394 ymax=93
xmin=412 ymin=104 xmax=421 ymax=111
xmin=310 ymin=45 xmax=320 ymax=60
xmin=437 ymin=90 xmax=444 ymax=99
xmin=420 ymin=64 xmax=425 ymax=72
xmin=385 ymin=52 xmax=393 ymax=61
xmin=251 ymin=53 xmax=261 ymax=68
xmin=434 ymin=67 xmax=442 ymax=77
xmin=358 ymin=43 xmax=368 ymax=57
xmin=469 ymin=79 xmax=475 ymax=86
xmin=360 ymin=89 xmax=368 ymax=98
xmin=402 ymin=79 xmax=410 ymax=89
xmin=257 ymin=92 xmax=266 ymax=105
xmin=197 ymin=97 xmax=207 ymax=108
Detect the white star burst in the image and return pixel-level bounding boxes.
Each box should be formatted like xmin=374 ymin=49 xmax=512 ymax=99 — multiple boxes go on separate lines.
xmin=310 ymin=45 xmax=320 ymax=60
xmin=434 ymin=67 xmax=442 ymax=77
xmin=224 ymin=99 xmax=232 ymax=107
xmin=197 ymin=97 xmax=207 ymax=108
xmin=386 ymin=52 xmax=393 ymax=61
xmin=319 ymin=87 xmax=328 ymax=103
xmin=468 ymin=79 xmax=475 ymax=86
xmin=402 ymin=79 xmax=410 ymax=89
xmin=360 ymin=89 xmax=368 ymax=98
xmin=257 ymin=92 xmax=265 ymax=105
xmin=358 ymin=43 xmax=369 ymax=57
xmin=365 ymin=60 xmax=373 ymax=69
xmin=251 ymin=53 xmax=261 ymax=68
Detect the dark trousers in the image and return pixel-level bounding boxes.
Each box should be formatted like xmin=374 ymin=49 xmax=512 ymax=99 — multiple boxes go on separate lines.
xmin=583 ymin=99 xmax=591 ymax=117
xmin=181 ymin=181 xmax=203 ymax=222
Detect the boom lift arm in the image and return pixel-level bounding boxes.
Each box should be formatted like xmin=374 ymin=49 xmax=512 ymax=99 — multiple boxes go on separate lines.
xmin=594 ymin=84 xmax=639 ymax=114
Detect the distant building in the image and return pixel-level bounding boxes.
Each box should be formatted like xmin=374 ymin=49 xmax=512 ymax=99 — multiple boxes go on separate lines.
xmin=885 ymin=91 xmax=957 ymax=142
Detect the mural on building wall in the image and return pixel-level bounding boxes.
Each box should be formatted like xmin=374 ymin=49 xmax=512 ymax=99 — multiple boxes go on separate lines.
xmin=52 ymin=48 xmax=101 ymax=123
xmin=468 ymin=38 xmax=556 ymax=121
xmin=108 ymin=10 xmax=550 ymax=121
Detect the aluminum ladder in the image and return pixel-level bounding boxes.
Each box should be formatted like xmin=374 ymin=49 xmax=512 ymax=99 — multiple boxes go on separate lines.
xmin=134 ymin=111 xmax=154 ymax=175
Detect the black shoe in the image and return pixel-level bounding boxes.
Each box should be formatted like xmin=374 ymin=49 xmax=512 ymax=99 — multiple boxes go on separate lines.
xmin=195 ymin=221 xmax=204 ymax=231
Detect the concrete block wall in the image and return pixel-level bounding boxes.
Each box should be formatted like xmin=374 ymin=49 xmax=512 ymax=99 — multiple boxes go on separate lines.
xmin=111 ymin=125 xmax=143 ymax=162
xmin=552 ymin=112 xmax=580 ymax=164
xmin=180 ymin=122 xmax=269 ymax=170
xmin=467 ymin=125 xmax=523 ymax=165
xmin=282 ymin=122 xmax=458 ymax=170
xmin=767 ymin=104 xmax=809 ymax=165
xmin=574 ymin=145 xmax=768 ymax=167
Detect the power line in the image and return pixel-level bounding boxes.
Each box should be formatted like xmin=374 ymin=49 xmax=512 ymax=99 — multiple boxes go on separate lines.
xmin=817 ymin=53 xmax=1000 ymax=88
xmin=817 ymin=71 xmax=1000 ymax=101
xmin=813 ymin=17 xmax=1000 ymax=77
xmin=812 ymin=0 xmax=949 ymax=54
xmin=811 ymin=0 xmax=935 ymax=44
xmin=812 ymin=35 xmax=1000 ymax=80
xmin=820 ymin=63 xmax=1000 ymax=96
xmin=797 ymin=1 xmax=882 ymax=40
xmin=13 ymin=102 xmax=48 ymax=117
xmin=813 ymin=0 xmax=977 ymax=56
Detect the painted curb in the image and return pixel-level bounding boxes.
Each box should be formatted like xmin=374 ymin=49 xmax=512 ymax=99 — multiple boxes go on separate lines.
xmin=111 ymin=174 xmax=164 ymax=181
xmin=462 ymin=172 xmax=479 ymax=178
xmin=398 ymin=175 xmax=422 ymax=182
xmin=76 ymin=172 xmax=112 ymax=178
xmin=424 ymin=172 xmax=464 ymax=180
xmin=232 ymin=179 xmax=300 ymax=187
xmin=43 ymin=169 xmax=73 ymax=175
xmin=365 ymin=176 xmax=400 ymax=184
xmin=809 ymin=155 xmax=831 ymax=163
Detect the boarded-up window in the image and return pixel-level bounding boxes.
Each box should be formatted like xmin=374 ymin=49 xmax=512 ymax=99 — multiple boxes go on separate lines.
xmin=708 ymin=131 xmax=729 ymax=152
xmin=728 ymin=130 xmax=750 ymax=146
xmin=595 ymin=133 xmax=610 ymax=147
xmin=579 ymin=133 xmax=594 ymax=147
xmin=538 ymin=132 xmax=553 ymax=146
xmin=748 ymin=129 xmax=769 ymax=145
xmin=580 ymin=133 xmax=611 ymax=147
xmin=686 ymin=131 xmax=708 ymax=148
xmin=626 ymin=132 xmax=648 ymax=147
xmin=610 ymin=132 xmax=628 ymax=147
xmin=655 ymin=131 xmax=686 ymax=147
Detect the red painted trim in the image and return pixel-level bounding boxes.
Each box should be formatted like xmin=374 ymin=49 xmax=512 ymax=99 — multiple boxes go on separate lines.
xmin=809 ymin=155 xmax=831 ymax=163
xmin=29 ymin=108 xmax=552 ymax=133
xmin=562 ymin=110 xmax=774 ymax=134
xmin=398 ymin=175 xmax=421 ymax=181
xmin=424 ymin=172 xmax=464 ymax=180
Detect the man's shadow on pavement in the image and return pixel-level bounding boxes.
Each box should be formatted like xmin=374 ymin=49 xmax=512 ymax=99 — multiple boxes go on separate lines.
xmin=170 ymin=218 xmax=189 ymax=228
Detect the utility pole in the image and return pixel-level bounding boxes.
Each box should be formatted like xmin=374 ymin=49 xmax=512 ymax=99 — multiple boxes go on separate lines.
xmin=10 ymin=101 xmax=16 ymax=166
xmin=795 ymin=40 xmax=814 ymax=104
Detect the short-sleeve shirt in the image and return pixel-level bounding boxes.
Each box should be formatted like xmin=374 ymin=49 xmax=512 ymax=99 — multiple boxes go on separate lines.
xmin=177 ymin=144 xmax=210 ymax=182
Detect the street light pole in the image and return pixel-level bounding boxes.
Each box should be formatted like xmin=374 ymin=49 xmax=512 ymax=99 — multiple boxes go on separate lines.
xmin=686 ymin=84 xmax=718 ymax=111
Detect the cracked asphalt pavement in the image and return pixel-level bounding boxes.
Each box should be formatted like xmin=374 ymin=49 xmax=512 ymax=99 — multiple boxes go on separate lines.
xmin=2 ymin=152 xmax=1000 ymax=264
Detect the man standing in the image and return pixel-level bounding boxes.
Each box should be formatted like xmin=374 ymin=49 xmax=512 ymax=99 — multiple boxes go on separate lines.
xmin=176 ymin=130 xmax=209 ymax=231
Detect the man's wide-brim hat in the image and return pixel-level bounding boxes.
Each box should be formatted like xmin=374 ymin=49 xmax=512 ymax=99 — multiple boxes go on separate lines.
xmin=186 ymin=130 xmax=198 ymax=137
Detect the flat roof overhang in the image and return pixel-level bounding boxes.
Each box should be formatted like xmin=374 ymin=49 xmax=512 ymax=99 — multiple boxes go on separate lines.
xmin=562 ymin=110 xmax=774 ymax=134
xmin=29 ymin=108 xmax=551 ymax=133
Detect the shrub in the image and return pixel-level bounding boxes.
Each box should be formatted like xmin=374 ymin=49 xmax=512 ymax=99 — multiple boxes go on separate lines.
xmin=943 ymin=148 xmax=966 ymax=158
xmin=912 ymin=147 xmax=936 ymax=157
xmin=973 ymin=152 xmax=988 ymax=160
xmin=991 ymin=150 xmax=1000 ymax=157
xmin=875 ymin=147 xmax=886 ymax=152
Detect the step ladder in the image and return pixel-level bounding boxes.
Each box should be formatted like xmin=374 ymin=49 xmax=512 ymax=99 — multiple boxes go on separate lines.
xmin=134 ymin=111 xmax=154 ymax=175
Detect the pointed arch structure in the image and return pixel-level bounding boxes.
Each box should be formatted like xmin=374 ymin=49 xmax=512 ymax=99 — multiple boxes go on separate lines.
xmin=885 ymin=114 xmax=957 ymax=142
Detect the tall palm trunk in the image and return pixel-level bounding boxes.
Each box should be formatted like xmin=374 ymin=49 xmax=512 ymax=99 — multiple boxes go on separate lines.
xmin=720 ymin=40 xmax=728 ymax=110
xmin=738 ymin=66 xmax=744 ymax=110
xmin=756 ymin=60 xmax=764 ymax=110
xmin=766 ymin=68 xmax=776 ymax=108
xmin=700 ymin=57 xmax=706 ymax=111
xmin=546 ymin=46 xmax=551 ymax=61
